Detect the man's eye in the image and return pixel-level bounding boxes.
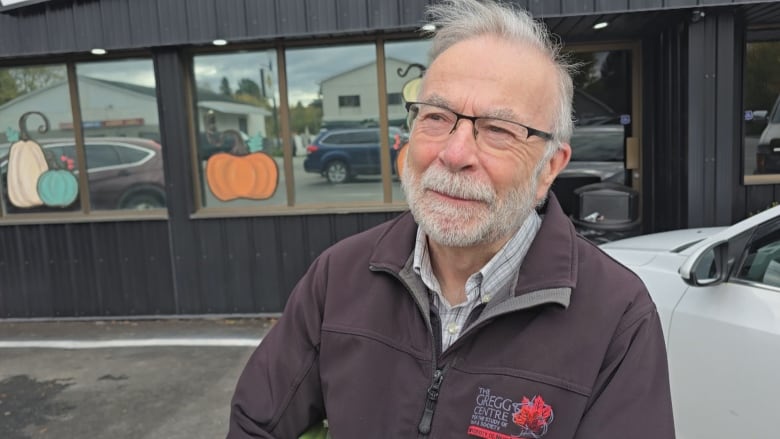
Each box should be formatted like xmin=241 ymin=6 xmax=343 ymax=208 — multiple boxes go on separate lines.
xmin=483 ymin=123 xmax=514 ymax=135
xmin=420 ymin=111 xmax=451 ymax=123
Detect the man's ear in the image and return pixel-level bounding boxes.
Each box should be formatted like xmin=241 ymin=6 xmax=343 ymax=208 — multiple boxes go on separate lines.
xmin=535 ymin=143 xmax=571 ymax=201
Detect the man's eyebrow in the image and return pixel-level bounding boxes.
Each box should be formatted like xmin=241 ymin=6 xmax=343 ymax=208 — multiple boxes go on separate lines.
xmin=423 ymin=94 xmax=451 ymax=108
xmin=483 ymin=108 xmax=521 ymax=122
xmin=420 ymin=95 xmax=524 ymax=123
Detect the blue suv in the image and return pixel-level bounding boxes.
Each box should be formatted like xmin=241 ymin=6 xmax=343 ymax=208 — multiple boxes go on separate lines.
xmin=303 ymin=127 xmax=406 ymax=183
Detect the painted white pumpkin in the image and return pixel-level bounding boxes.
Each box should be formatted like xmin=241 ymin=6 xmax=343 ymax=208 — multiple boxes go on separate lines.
xmin=7 ymin=139 xmax=49 ymax=208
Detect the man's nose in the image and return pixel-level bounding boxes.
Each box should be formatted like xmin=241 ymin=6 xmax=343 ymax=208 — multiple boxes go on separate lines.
xmin=438 ymin=118 xmax=479 ymax=170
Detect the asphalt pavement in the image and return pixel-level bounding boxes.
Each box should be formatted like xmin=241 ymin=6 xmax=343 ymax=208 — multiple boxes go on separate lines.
xmin=0 ymin=317 xmax=275 ymax=439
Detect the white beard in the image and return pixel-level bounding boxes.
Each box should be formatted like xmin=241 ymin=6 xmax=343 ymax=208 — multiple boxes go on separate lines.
xmin=401 ymin=159 xmax=542 ymax=248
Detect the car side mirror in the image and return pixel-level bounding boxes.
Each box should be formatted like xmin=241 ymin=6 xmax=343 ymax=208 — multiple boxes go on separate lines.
xmin=680 ymin=241 xmax=728 ymax=286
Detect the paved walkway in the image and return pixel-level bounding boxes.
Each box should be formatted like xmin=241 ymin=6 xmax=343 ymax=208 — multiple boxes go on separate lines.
xmin=0 ymin=318 xmax=274 ymax=439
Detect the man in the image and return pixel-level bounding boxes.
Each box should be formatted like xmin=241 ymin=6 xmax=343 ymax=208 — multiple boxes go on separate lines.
xmin=228 ymin=0 xmax=675 ymax=437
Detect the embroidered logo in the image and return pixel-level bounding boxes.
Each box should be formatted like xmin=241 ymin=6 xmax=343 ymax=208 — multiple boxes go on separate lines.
xmin=467 ymin=387 xmax=554 ymax=439
xmin=512 ymin=396 xmax=554 ymax=438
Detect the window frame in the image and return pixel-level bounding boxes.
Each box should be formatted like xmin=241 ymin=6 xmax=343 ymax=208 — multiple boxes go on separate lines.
xmin=0 ymin=54 xmax=167 ymax=224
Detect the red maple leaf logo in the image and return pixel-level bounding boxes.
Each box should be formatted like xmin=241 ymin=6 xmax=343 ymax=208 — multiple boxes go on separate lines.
xmin=512 ymin=395 xmax=554 ymax=437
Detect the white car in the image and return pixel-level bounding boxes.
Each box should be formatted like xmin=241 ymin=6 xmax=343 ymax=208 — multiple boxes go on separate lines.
xmin=601 ymin=205 xmax=780 ymax=439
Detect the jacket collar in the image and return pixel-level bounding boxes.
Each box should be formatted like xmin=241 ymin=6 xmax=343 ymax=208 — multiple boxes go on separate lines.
xmin=369 ymin=193 xmax=578 ymax=300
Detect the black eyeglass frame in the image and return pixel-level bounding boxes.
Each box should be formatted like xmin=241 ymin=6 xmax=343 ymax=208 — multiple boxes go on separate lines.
xmin=404 ymin=101 xmax=554 ymax=142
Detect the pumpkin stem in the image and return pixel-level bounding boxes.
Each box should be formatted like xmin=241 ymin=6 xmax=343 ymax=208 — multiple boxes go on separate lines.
xmin=18 ymin=112 xmax=50 ymax=141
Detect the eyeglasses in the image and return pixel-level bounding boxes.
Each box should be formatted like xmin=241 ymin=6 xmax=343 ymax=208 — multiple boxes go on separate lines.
xmin=405 ymin=101 xmax=553 ymax=151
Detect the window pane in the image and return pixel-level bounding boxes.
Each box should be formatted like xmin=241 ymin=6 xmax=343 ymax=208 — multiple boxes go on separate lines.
xmin=0 ymin=64 xmax=82 ymax=214
xmin=192 ymin=50 xmax=284 ymax=208
xmin=385 ymin=39 xmax=430 ymax=203
xmin=553 ymin=50 xmax=631 ymax=219
xmin=288 ymin=44 xmax=385 ymax=203
xmin=76 ymin=59 xmax=166 ymax=211
xmin=744 ymin=41 xmax=780 ymax=182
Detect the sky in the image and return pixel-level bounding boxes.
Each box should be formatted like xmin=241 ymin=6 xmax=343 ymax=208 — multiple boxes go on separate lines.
xmin=76 ymin=40 xmax=431 ymax=107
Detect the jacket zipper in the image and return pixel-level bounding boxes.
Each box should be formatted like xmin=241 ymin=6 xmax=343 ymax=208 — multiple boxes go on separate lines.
xmin=417 ymin=368 xmax=444 ymax=436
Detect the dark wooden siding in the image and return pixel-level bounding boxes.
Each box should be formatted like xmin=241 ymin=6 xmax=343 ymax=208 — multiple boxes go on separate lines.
xmin=642 ymin=18 xmax=689 ymax=233
xmin=1 ymin=0 xmax=775 ymax=59
xmin=0 ymin=221 xmax=174 ymax=317
xmin=0 ymin=212 xmax=399 ymax=318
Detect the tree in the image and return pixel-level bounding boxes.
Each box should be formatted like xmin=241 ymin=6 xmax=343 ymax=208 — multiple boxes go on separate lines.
xmin=10 ymin=66 xmax=65 ymax=94
xmin=288 ymin=100 xmax=322 ymax=134
xmin=0 ymin=70 xmax=18 ymax=106
xmin=236 ymin=78 xmax=261 ymax=98
xmin=219 ymin=76 xmax=232 ymax=96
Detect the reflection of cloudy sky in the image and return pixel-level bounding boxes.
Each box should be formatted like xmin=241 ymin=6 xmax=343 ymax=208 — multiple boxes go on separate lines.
xmin=75 ymin=40 xmax=431 ymax=106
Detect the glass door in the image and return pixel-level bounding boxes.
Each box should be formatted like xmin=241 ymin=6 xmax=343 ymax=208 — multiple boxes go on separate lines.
xmin=553 ymin=44 xmax=641 ymax=242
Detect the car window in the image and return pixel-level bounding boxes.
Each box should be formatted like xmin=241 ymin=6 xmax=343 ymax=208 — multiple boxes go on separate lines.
xmin=736 ymin=228 xmax=780 ymax=288
xmin=116 ymin=145 xmax=151 ymax=164
xmin=85 ymin=145 xmax=122 ymax=168
xmin=324 ymin=131 xmax=378 ymax=145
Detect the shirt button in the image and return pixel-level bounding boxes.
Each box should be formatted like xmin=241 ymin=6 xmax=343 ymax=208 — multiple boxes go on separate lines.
xmin=481 ymin=294 xmax=491 ymax=303
xmin=446 ymin=322 xmax=460 ymax=335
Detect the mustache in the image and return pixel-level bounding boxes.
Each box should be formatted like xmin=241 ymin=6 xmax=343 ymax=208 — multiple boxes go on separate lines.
xmin=420 ymin=167 xmax=496 ymax=203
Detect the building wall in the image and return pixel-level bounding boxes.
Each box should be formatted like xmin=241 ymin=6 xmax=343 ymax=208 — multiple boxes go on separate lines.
xmin=0 ymin=0 xmax=777 ymax=318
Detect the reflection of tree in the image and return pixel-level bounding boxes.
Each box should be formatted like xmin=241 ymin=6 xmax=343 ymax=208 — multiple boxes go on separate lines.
xmin=289 ymin=100 xmax=322 ymax=134
xmin=745 ymin=42 xmax=780 ymax=112
xmin=0 ymin=67 xmax=65 ymax=106
xmin=219 ymin=76 xmax=232 ymax=96
xmin=568 ymin=51 xmax=631 ymax=122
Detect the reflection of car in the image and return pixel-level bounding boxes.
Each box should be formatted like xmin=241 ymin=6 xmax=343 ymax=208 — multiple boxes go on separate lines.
xmin=1 ymin=137 xmax=166 ymax=211
xmin=756 ymin=94 xmax=780 ymax=173
xmin=601 ymin=204 xmax=780 ymax=439
xmin=303 ymin=127 xmax=406 ymax=183
xmin=561 ymin=124 xmax=625 ymax=182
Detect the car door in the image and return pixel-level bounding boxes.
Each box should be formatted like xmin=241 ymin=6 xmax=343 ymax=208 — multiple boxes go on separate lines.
xmin=668 ymin=220 xmax=780 ymax=439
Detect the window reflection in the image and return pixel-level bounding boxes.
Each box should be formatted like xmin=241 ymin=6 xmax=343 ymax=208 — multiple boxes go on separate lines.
xmin=549 ymin=50 xmax=631 ymax=219
xmin=744 ymin=41 xmax=780 ymax=182
xmin=385 ymin=39 xmax=431 ymax=202
xmin=192 ymin=51 xmax=284 ymax=207
xmin=0 ymin=64 xmax=82 ymax=214
xmin=76 ymin=59 xmax=165 ymax=210
xmin=287 ymin=44 xmax=386 ymax=204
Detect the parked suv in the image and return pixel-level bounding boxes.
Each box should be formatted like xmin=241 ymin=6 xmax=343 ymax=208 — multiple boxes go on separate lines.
xmin=303 ymin=127 xmax=406 ymax=183
xmin=1 ymin=137 xmax=166 ymax=211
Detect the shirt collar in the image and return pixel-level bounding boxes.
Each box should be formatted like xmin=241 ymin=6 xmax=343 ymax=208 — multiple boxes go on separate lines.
xmin=412 ymin=211 xmax=543 ymax=301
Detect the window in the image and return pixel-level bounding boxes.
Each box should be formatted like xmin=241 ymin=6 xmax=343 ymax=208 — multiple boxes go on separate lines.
xmin=385 ymin=39 xmax=431 ymax=203
xmin=191 ymin=50 xmax=283 ymax=208
xmin=338 ymin=95 xmax=361 ymax=108
xmin=286 ymin=43 xmax=388 ymax=203
xmin=743 ymin=40 xmax=780 ymax=184
xmin=387 ymin=93 xmax=403 ymax=106
xmin=75 ymin=59 xmax=165 ymax=211
xmin=0 ymin=64 xmax=82 ymax=214
xmin=736 ymin=228 xmax=780 ymax=288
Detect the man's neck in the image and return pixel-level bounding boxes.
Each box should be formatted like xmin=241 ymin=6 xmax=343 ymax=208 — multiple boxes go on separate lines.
xmin=427 ymin=235 xmax=510 ymax=306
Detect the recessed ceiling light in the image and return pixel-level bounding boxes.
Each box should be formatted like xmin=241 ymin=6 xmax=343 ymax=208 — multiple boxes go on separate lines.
xmin=593 ymin=22 xmax=609 ymax=30
xmin=91 ymin=48 xmax=107 ymax=55
xmin=212 ymin=39 xmax=228 ymax=46
xmin=421 ymin=24 xmax=436 ymax=32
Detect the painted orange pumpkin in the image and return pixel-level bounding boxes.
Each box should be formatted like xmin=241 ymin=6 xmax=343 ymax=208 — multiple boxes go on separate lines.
xmin=206 ymin=152 xmax=279 ymax=201
xmin=7 ymin=139 xmax=49 ymax=208
xmin=395 ymin=142 xmax=409 ymax=179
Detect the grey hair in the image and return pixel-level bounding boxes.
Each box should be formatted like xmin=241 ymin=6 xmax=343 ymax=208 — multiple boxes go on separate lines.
xmin=424 ymin=0 xmax=576 ymax=152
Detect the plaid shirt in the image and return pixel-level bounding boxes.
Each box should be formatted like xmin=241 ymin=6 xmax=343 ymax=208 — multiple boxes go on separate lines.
xmin=412 ymin=212 xmax=542 ymax=351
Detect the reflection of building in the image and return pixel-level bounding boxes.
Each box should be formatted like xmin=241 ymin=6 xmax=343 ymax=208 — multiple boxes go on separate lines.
xmin=0 ymin=77 xmax=160 ymax=140
xmin=319 ymin=58 xmax=422 ymax=128
xmin=0 ymin=77 xmax=269 ymax=142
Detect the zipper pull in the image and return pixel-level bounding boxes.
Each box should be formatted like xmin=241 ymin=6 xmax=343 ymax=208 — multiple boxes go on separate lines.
xmin=417 ymin=369 xmax=444 ymax=435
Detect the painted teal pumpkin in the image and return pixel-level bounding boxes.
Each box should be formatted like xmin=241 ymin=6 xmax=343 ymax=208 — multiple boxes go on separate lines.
xmin=37 ymin=170 xmax=78 ymax=207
